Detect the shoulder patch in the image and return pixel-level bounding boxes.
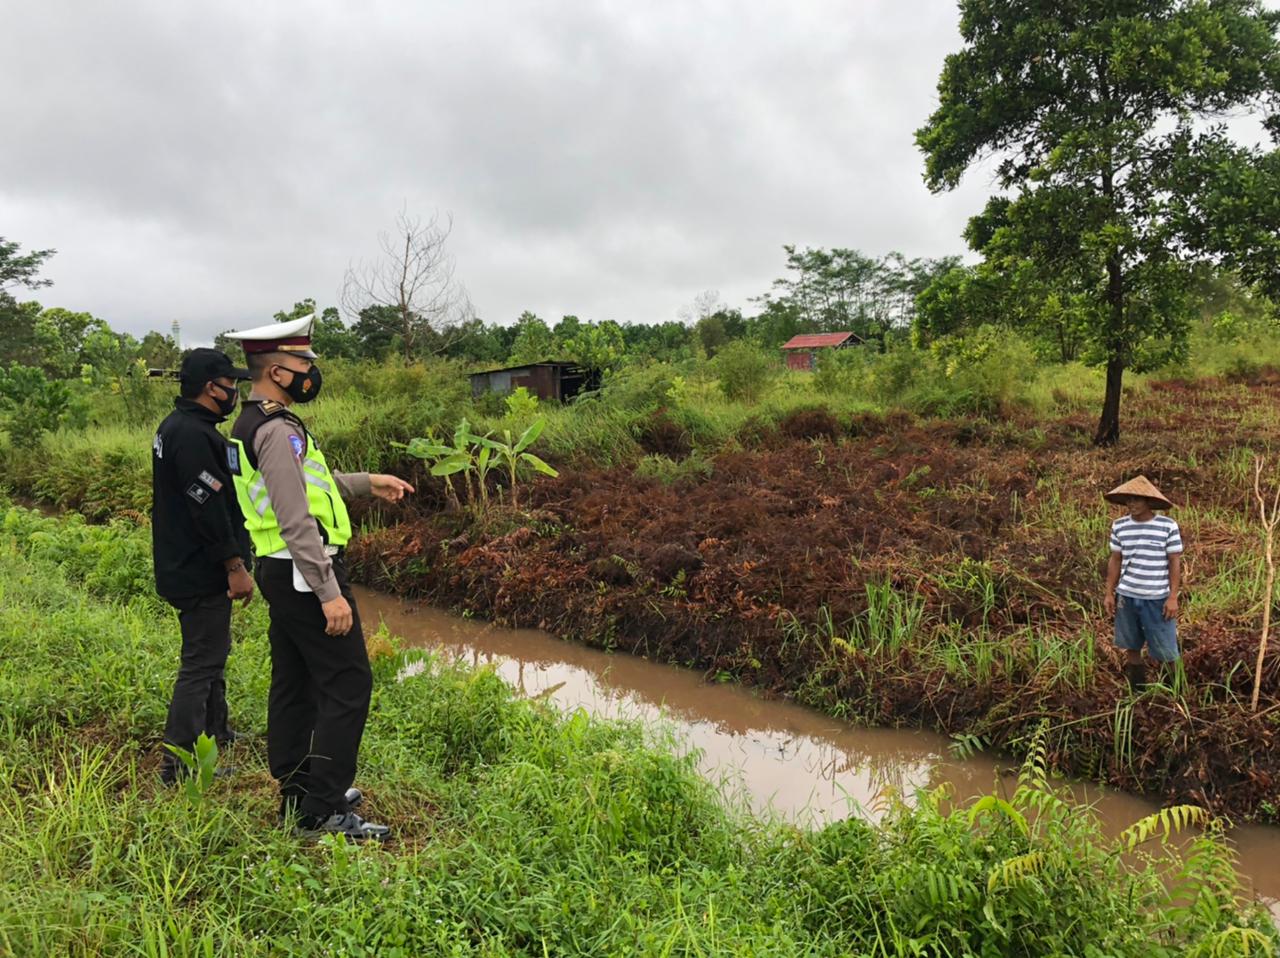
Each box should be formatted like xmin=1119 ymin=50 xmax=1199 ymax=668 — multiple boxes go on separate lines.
xmin=197 ymin=470 xmax=223 ymax=493
xmin=288 ymin=434 xmax=305 ymax=460
xmin=186 ymin=483 xmax=211 ymax=505
xmin=226 ymin=443 xmax=241 ymax=475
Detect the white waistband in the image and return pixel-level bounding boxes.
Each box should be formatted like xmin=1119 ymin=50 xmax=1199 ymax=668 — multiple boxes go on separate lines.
xmin=266 ymin=545 xmax=340 ymax=560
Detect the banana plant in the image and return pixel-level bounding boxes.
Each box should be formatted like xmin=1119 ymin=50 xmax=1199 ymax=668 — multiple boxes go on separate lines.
xmin=393 ymin=416 xmax=557 ymax=516
xmin=428 ymin=418 xmax=485 ymax=516
xmin=482 ymin=417 xmax=558 ymax=512
xmin=392 ymin=430 xmax=463 ymax=512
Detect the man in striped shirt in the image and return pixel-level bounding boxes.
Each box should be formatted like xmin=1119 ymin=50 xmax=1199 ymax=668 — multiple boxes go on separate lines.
xmin=1102 ymin=476 xmax=1183 ymax=690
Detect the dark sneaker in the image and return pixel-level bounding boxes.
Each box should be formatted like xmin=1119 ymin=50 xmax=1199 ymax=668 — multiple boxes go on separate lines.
xmin=278 ymin=787 xmax=364 ymax=824
xmin=296 ymin=811 xmax=391 ymax=843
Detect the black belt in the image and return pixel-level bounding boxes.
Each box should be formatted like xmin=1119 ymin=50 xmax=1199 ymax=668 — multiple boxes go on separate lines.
xmin=256 ymin=549 xmax=345 ymax=565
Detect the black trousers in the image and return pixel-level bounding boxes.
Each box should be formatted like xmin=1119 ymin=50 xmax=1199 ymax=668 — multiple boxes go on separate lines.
xmin=161 ymin=592 xmax=233 ymax=780
xmin=255 ymin=554 xmax=372 ymax=819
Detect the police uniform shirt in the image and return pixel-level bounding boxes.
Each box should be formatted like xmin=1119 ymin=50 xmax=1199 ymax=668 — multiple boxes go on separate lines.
xmin=243 ymin=393 xmax=369 ymax=603
xmin=151 ymin=398 xmax=251 ymax=601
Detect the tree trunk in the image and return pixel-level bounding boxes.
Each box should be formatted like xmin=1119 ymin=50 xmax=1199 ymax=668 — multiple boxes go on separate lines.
xmin=1093 ymin=249 xmax=1125 ymax=447
xmin=1094 ymin=357 xmax=1123 ymax=446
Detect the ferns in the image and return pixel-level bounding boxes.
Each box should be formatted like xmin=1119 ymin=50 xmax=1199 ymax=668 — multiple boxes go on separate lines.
xmin=986 ymin=850 xmax=1047 ymax=894
xmin=1195 ymin=926 xmax=1275 ymax=957
xmin=1118 ymin=805 xmax=1210 ymax=853
xmin=970 ymin=727 xmax=1254 ymax=955
xmin=1016 ymin=720 xmax=1050 ymax=793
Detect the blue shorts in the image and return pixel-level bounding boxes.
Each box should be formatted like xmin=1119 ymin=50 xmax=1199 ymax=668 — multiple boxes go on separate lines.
xmin=1114 ymin=594 xmax=1179 ymax=661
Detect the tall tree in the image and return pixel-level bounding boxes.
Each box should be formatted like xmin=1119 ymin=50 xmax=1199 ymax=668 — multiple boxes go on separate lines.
xmin=508 ymin=311 xmax=557 ymax=365
xmin=341 ymin=210 xmax=472 ymax=362
xmin=677 ymin=289 xmax=725 ymax=326
xmin=757 ymin=246 xmax=958 ymax=350
xmin=917 ymin=0 xmax=1280 ymax=444
xmin=33 ymin=307 xmax=102 ymax=378
xmin=273 ymin=299 xmax=358 ymax=359
xmin=562 ymin=320 xmax=625 ymax=376
xmin=0 ymin=238 xmax=55 ymax=368
xmin=139 ymin=331 xmax=181 ymax=369
xmin=0 ymin=237 xmax=55 ymax=293
xmin=1167 ymin=136 xmax=1280 ymax=300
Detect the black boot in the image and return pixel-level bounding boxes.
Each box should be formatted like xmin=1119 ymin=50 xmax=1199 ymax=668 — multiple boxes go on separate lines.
xmin=1123 ymin=662 xmax=1147 ymax=692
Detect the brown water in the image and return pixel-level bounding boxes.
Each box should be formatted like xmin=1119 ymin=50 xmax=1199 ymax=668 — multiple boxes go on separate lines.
xmin=356 ymin=586 xmax=1280 ymax=916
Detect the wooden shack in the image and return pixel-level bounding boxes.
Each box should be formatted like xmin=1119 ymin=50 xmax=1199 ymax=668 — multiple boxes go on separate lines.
xmin=468 ymin=361 xmax=597 ymax=402
xmin=780 ymin=332 xmax=860 ymax=371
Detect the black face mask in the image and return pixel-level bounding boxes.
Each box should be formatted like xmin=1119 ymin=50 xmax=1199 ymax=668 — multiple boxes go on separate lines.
xmin=209 ymin=382 xmax=239 ymax=418
xmin=277 ymin=364 xmax=323 ymax=404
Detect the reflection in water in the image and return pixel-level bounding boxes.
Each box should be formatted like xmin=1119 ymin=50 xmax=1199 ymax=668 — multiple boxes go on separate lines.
xmin=357 ymin=586 xmax=1280 ymax=917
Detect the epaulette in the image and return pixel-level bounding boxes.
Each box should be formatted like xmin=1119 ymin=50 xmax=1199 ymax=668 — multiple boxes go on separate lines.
xmin=259 ymin=400 xmax=288 ymax=418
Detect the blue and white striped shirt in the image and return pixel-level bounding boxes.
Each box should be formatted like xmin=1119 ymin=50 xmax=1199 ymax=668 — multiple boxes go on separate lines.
xmin=1109 ymin=515 xmax=1183 ymax=599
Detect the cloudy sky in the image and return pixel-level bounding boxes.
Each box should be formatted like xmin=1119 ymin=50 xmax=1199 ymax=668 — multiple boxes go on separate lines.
xmin=2 ymin=1 xmax=1003 ymax=345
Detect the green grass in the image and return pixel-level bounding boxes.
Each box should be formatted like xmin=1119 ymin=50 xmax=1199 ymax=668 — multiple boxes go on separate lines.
xmin=2 ymin=423 xmax=152 ymax=519
xmin=0 ymin=504 xmax=1276 ymax=956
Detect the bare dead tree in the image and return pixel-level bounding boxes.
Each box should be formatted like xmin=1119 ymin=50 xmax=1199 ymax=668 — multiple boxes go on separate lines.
xmin=677 ymin=289 xmax=724 ymax=326
xmin=1252 ymin=456 xmax=1280 ymax=712
xmin=342 ymin=210 xmax=470 ymax=362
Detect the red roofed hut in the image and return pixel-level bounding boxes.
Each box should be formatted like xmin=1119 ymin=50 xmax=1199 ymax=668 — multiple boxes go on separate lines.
xmin=780 ymin=332 xmax=860 ymax=371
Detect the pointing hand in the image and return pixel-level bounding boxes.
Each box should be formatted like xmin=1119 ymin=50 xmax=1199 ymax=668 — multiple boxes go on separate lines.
xmin=370 ymin=474 xmax=415 ymax=503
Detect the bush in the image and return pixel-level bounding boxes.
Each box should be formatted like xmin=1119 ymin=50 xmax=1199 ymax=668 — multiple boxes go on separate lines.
xmin=0 ymin=364 xmax=73 ymax=448
xmin=812 ymin=347 xmax=869 ymax=396
xmin=713 ymin=341 xmax=778 ymax=403
xmin=866 ymin=345 xmax=925 ymax=403
xmin=504 ymin=386 xmax=539 ymax=422
xmin=912 ymin=326 xmax=1038 ymax=417
xmin=598 ymin=361 xmax=686 ymax=414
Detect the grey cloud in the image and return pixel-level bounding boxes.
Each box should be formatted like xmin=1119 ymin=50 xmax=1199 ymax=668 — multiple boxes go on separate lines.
xmin=1 ymin=0 xmax=995 ymax=343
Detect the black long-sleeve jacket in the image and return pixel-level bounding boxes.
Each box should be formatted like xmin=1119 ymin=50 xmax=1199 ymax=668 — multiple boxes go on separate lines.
xmin=151 ymin=398 xmax=251 ymax=602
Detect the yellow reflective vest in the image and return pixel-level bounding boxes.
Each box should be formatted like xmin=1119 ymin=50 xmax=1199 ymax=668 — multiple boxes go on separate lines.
xmin=228 ymin=400 xmax=352 ymax=556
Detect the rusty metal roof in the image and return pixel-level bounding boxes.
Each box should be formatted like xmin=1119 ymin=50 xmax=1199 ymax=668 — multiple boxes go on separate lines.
xmin=469 ymin=361 xmax=582 ymax=378
xmin=780 ymin=332 xmax=857 ymax=350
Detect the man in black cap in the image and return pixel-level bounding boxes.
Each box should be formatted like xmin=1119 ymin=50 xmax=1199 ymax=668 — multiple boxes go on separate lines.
xmin=151 ymin=347 xmax=255 ymax=783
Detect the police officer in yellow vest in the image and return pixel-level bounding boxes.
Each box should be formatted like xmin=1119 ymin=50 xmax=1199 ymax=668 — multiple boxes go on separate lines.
xmin=225 ymin=315 xmax=413 ymax=841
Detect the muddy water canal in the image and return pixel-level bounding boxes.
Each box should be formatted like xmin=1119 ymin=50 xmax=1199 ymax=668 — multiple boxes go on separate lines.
xmin=356 ymin=586 xmax=1280 ymax=917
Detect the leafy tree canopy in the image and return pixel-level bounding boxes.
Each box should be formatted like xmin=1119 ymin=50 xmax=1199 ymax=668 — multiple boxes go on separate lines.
xmin=507 ymin=311 xmax=557 ymax=366
xmin=0 ymin=237 xmax=55 ymax=293
xmin=917 ymin=0 xmax=1280 ymax=444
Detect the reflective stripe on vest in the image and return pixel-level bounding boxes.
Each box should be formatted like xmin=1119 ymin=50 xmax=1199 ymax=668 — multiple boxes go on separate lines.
xmin=230 ymin=430 xmax=352 ymax=556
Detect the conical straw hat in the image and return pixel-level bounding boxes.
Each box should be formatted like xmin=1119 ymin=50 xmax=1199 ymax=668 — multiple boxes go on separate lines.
xmin=1104 ymin=475 xmax=1174 ymax=510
